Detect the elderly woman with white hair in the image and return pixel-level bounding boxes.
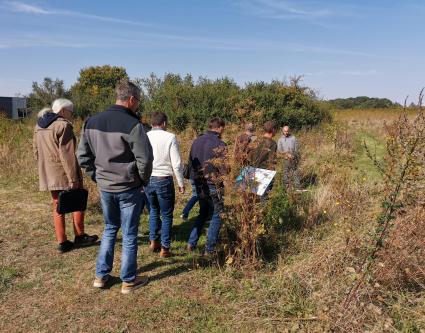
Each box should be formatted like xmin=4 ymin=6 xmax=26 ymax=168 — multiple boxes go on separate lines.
xmin=33 ymin=98 xmax=98 ymax=253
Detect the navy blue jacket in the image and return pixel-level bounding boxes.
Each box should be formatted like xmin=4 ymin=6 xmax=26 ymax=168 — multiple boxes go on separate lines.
xmin=189 ymin=130 xmax=227 ymax=182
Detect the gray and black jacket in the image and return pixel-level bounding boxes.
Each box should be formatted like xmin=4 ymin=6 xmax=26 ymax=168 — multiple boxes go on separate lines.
xmin=77 ymin=105 xmax=153 ymax=193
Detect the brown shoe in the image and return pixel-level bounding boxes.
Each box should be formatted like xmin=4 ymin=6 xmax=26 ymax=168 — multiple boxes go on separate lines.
xmin=149 ymin=240 xmax=161 ymax=252
xmin=159 ymin=246 xmax=171 ymax=258
xmin=121 ymin=276 xmax=149 ymax=294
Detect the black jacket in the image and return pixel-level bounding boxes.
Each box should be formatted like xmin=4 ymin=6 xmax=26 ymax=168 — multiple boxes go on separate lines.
xmin=77 ymin=105 xmax=153 ymax=192
xmin=189 ymin=130 xmax=227 ymax=182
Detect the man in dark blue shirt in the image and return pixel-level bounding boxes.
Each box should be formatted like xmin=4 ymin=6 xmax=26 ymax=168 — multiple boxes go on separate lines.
xmin=187 ymin=118 xmax=228 ymax=256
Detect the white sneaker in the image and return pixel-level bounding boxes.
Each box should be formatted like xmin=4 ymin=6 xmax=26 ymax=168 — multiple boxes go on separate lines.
xmin=93 ymin=275 xmax=110 ymax=288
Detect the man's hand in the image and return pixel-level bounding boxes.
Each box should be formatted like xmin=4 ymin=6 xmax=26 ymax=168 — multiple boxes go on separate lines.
xmin=69 ymin=181 xmax=81 ymax=190
xmin=179 ymin=186 xmax=185 ymax=194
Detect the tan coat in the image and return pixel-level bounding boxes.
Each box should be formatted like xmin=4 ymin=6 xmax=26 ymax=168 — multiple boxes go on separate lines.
xmin=33 ymin=118 xmax=82 ymax=191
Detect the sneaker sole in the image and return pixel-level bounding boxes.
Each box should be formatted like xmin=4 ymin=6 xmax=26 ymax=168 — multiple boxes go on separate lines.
xmin=121 ymin=278 xmax=149 ymax=294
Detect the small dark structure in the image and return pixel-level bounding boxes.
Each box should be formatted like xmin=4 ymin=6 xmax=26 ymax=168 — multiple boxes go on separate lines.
xmin=0 ymin=97 xmax=31 ymax=119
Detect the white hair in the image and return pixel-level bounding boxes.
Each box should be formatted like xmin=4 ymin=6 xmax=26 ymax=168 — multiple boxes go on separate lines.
xmin=52 ymin=98 xmax=73 ymax=114
xmin=37 ymin=107 xmax=53 ymax=118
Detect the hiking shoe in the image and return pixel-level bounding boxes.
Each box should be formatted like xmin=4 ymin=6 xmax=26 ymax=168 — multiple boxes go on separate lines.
xmin=180 ymin=214 xmax=188 ymax=222
xmin=149 ymin=240 xmax=161 ymax=252
xmin=121 ymin=276 xmax=149 ymax=294
xmin=74 ymin=233 xmax=99 ymax=247
xmin=159 ymin=246 xmax=171 ymax=258
xmin=57 ymin=240 xmax=74 ymax=253
xmin=93 ymin=275 xmax=110 ymax=288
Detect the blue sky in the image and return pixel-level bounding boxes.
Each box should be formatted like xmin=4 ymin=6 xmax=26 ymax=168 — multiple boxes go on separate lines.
xmin=0 ymin=0 xmax=424 ymax=103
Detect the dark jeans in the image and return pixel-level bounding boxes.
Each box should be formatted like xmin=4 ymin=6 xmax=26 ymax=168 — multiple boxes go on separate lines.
xmin=140 ymin=190 xmax=150 ymax=213
xmin=145 ymin=176 xmax=175 ymax=249
xmin=96 ymin=187 xmax=142 ymax=282
xmin=188 ymin=181 xmax=224 ymax=253
xmin=181 ymin=179 xmax=198 ymax=219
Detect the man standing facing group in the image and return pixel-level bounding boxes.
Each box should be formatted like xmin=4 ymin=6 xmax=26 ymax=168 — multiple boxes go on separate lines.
xmin=277 ymin=125 xmax=301 ymax=189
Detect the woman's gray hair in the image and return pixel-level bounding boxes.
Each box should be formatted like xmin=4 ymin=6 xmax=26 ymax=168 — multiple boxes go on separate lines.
xmin=115 ymin=79 xmax=141 ymax=101
xmin=37 ymin=107 xmax=53 ymax=118
xmin=52 ymin=98 xmax=74 ymax=114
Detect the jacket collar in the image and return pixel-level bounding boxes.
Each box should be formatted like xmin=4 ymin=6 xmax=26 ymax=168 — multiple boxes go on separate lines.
xmin=206 ymin=130 xmax=221 ymax=138
xmin=107 ymin=104 xmax=140 ymax=120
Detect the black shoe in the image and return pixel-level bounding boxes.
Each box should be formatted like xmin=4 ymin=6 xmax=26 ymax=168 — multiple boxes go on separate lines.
xmin=74 ymin=233 xmax=99 ymax=247
xmin=57 ymin=240 xmax=74 ymax=253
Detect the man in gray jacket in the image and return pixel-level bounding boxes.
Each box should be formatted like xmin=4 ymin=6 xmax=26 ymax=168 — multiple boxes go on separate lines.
xmin=77 ymin=79 xmax=153 ymax=294
xmin=277 ymin=125 xmax=301 ymax=189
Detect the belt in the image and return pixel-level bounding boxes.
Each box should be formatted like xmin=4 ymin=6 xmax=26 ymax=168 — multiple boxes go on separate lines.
xmin=151 ymin=176 xmax=172 ymax=179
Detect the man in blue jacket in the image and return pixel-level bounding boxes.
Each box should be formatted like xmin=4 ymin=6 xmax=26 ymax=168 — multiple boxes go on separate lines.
xmin=77 ymin=79 xmax=153 ymax=294
xmin=187 ymin=118 xmax=228 ymax=256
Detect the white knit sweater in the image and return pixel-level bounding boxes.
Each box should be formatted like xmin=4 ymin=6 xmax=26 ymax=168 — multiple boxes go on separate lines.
xmin=147 ymin=128 xmax=184 ymax=187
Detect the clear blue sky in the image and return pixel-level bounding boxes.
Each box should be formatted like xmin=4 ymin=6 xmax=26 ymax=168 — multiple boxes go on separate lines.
xmin=0 ymin=0 xmax=424 ymax=103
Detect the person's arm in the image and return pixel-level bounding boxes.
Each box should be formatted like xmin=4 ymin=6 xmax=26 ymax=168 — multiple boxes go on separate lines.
xmin=58 ymin=123 xmax=82 ymax=189
xmin=277 ymin=137 xmax=283 ymax=152
xmin=269 ymin=141 xmax=278 ymax=168
xmin=128 ymin=123 xmax=153 ymax=186
xmin=217 ymin=142 xmax=230 ymax=175
xmin=170 ymin=135 xmax=185 ymax=191
xmin=77 ymin=121 xmax=97 ymax=183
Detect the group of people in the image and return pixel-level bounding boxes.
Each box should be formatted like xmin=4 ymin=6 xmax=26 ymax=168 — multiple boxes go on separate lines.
xmin=33 ymin=79 xmax=300 ymax=294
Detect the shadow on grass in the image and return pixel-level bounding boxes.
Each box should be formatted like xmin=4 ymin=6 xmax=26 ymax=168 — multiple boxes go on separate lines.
xmin=300 ymin=171 xmax=318 ymax=188
xmin=172 ymin=216 xmax=197 ymax=243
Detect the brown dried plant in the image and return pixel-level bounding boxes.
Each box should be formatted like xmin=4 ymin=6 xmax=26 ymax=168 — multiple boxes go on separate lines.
xmin=336 ymin=93 xmax=425 ymax=329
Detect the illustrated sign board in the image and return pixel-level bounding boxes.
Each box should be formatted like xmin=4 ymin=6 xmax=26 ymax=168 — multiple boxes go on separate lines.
xmin=235 ymin=166 xmax=276 ymax=196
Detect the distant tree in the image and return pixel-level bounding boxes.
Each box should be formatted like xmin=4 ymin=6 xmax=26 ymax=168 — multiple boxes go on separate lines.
xmin=70 ymin=65 xmax=128 ymax=118
xmin=328 ymin=96 xmax=399 ymax=109
xmin=240 ymin=79 xmax=330 ymax=129
xmin=27 ymin=78 xmax=69 ymax=111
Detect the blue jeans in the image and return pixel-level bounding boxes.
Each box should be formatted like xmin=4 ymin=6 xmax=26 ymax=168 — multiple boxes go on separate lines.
xmin=181 ymin=179 xmax=198 ymax=219
xmin=188 ymin=181 xmax=223 ymax=253
xmin=96 ymin=187 xmax=142 ymax=282
xmin=140 ymin=190 xmax=150 ymax=213
xmin=145 ymin=176 xmax=175 ymax=249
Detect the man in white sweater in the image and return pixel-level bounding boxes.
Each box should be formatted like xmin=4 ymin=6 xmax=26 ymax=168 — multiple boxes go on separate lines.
xmin=145 ymin=112 xmax=185 ymax=258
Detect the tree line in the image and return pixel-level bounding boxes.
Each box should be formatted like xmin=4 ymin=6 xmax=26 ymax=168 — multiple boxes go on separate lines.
xmin=28 ymin=65 xmax=331 ymax=132
xmin=327 ymin=96 xmax=401 ymax=110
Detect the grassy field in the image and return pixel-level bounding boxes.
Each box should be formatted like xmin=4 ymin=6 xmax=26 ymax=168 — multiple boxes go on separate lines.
xmin=0 ymin=109 xmax=424 ymax=332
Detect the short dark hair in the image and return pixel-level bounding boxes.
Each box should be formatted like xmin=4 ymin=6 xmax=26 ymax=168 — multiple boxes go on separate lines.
xmin=151 ymin=112 xmax=168 ymax=126
xmin=263 ymin=121 xmax=276 ymax=134
xmin=115 ymin=79 xmax=140 ymax=101
xmin=209 ymin=117 xmax=225 ymax=129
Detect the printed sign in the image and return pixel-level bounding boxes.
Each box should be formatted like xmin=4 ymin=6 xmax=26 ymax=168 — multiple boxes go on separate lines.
xmin=235 ymin=166 xmax=276 ymax=196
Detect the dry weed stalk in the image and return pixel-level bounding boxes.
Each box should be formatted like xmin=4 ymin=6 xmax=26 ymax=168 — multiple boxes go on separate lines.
xmin=339 ymin=92 xmax=425 ymax=319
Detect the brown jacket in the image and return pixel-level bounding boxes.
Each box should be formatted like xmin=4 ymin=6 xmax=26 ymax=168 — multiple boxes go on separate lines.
xmin=33 ymin=118 xmax=82 ymax=191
